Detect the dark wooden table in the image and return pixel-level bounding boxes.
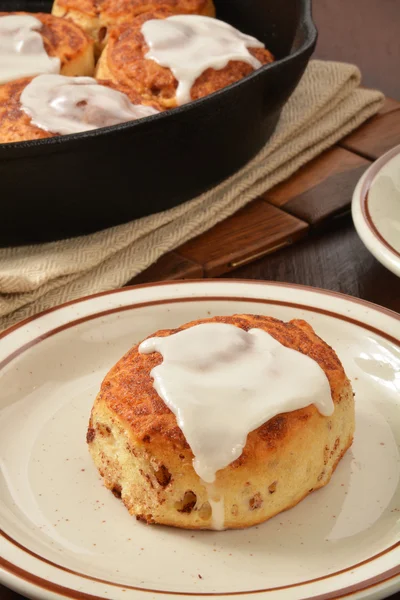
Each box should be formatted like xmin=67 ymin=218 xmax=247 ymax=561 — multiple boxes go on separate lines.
xmin=225 ymin=215 xmax=400 ymax=313
xmin=228 ymin=0 xmax=400 ymax=308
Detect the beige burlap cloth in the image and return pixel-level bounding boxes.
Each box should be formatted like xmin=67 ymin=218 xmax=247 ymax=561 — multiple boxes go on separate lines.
xmin=0 ymin=60 xmax=384 ymax=331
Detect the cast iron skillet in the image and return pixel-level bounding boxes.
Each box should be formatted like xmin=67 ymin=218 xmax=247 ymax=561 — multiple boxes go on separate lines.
xmin=0 ymin=0 xmax=317 ymax=245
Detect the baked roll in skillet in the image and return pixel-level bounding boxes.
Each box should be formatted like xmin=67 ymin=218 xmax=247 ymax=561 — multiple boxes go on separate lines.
xmin=52 ymin=0 xmax=216 ymax=54
xmin=0 ymin=74 xmax=161 ymax=143
xmin=0 ymin=12 xmax=95 ymax=80
xmin=95 ymin=11 xmax=274 ymax=109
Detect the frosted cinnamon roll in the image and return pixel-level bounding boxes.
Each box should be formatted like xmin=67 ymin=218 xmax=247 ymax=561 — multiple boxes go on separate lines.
xmin=0 ymin=74 xmax=160 ymax=143
xmin=0 ymin=12 xmax=95 ymax=84
xmin=52 ymin=0 xmax=216 ymax=54
xmin=87 ymin=314 xmax=355 ymax=530
xmin=96 ymin=12 xmax=274 ymax=109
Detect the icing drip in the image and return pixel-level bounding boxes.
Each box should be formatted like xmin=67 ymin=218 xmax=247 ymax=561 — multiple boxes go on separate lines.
xmin=142 ymin=15 xmax=265 ymax=105
xmin=0 ymin=15 xmax=60 ymax=84
xmin=20 ymin=74 xmax=159 ymax=135
xmin=139 ymin=322 xmax=334 ymax=530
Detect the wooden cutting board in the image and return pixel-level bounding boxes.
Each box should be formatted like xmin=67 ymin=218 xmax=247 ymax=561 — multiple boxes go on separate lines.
xmin=131 ymin=96 xmax=400 ymax=285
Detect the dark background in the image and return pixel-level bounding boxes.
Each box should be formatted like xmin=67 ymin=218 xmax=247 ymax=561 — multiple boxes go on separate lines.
xmin=313 ymin=0 xmax=399 ymax=99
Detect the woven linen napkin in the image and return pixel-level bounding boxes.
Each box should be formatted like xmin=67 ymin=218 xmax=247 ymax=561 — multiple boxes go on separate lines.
xmin=0 ymin=60 xmax=384 ymax=331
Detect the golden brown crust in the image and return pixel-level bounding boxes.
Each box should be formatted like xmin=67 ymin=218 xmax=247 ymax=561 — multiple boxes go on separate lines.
xmin=54 ymin=0 xmax=215 ymax=20
xmin=54 ymin=0 xmax=99 ymax=18
xmin=97 ymin=78 xmax=164 ymax=107
xmin=0 ymin=77 xmax=55 ymax=143
xmin=104 ymin=0 xmax=215 ymax=19
xmin=52 ymin=0 xmax=215 ymax=52
xmin=0 ymin=12 xmax=95 ymax=77
xmin=88 ymin=314 xmax=355 ymax=529
xmin=0 ymin=76 xmax=162 ymax=144
xmin=96 ymin=314 xmax=348 ymax=460
xmin=122 ymin=439 xmax=353 ymax=531
xmin=96 ymin=11 xmax=274 ymax=108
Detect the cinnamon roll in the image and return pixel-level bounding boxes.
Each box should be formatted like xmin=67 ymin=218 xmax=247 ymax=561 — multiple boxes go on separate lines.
xmin=52 ymin=0 xmax=216 ymax=54
xmin=0 ymin=74 xmax=160 ymax=143
xmin=96 ymin=12 xmax=274 ymax=108
xmin=87 ymin=314 xmax=355 ymax=530
xmin=0 ymin=12 xmax=95 ymax=83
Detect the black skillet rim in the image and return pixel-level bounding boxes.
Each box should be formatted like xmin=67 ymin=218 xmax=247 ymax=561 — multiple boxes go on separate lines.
xmin=0 ymin=0 xmax=317 ymax=154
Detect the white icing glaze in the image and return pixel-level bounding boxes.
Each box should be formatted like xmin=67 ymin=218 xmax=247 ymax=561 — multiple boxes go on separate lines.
xmin=20 ymin=74 xmax=159 ymax=135
xmin=206 ymin=484 xmax=225 ymax=531
xmin=0 ymin=15 xmax=60 ymax=84
xmin=142 ymin=15 xmax=265 ymax=105
xmin=139 ymin=322 xmax=334 ymax=530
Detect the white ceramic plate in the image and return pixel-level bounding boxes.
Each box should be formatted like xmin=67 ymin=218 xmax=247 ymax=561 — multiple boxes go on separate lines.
xmin=0 ymin=281 xmax=399 ymax=600
xmin=352 ymin=144 xmax=400 ymax=277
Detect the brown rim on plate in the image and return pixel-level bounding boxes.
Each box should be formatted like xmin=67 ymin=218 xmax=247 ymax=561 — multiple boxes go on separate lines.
xmin=360 ymin=144 xmax=400 ymax=260
xmin=1 ymin=553 xmax=399 ymax=600
xmin=0 ymin=282 xmax=399 ymax=599
xmin=0 ymin=294 xmax=399 ymax=372
xmin=1 ymin=279 xmax=399 ymax=343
